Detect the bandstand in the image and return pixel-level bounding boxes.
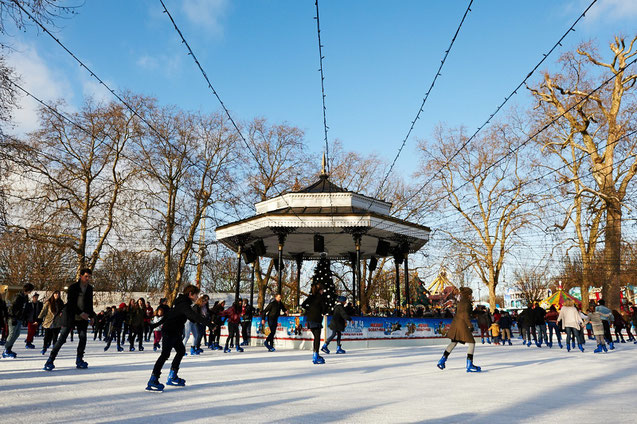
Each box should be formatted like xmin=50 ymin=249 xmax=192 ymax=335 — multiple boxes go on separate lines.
xmin=215 ymin=167 xmax=431 ymax=315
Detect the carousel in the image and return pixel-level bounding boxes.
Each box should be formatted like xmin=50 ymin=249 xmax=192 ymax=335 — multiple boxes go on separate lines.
xmin=215 ymin=160 xmax=431 ymax=315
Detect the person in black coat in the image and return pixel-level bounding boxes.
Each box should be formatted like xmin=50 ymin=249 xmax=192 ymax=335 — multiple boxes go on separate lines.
xmin=23 ymin=293 xmax=43 ymax=349
xmin=0 ymin=292 xmax=8 ymax=345
xmin=2 ymin=283 xmax=34 ymax=358
xmin=146 ymin=285 xmax=215 ymax=391
xmin=261 ymin=294 xmax=288 ymax=352
xmin=104 ymin=303 xmax=127 ymax=352
xmin=240 ymin=298 xmax=254 ymax=346
xmin=498 ymin=311 xmax=513 ymax=345
xmin=322 ymin=295 xmax=351 ymax=354
xmin=532 ymin=302 xmax=547 ymax=347
xmin=44 ymin=269 xmax=96 ymax=370
xmin=302 ymin=284 xmax=327 ymax=364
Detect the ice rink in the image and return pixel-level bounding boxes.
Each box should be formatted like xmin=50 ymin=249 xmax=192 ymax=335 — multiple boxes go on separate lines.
xmin=1 ymin=336 xmax=636 ymax=423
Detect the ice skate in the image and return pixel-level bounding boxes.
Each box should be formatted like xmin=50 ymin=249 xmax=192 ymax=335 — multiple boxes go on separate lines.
xmin=146 ymin=375 xmax=164 ymax=392
xmin=76 ymin=358 xmax=88 ymax=369
xmin=437 ymin=355 xmax=447 ymax=370
xmin=166 ymin=369 xmax=186 ymax=386
xmin=466 ymin=359 xmax=481 ymax=372
xmin=2 ymin=350 xmax=17 ymax=358
xmin=335 ymin=346 xmax=346 ymax=354
xmin=43 ymin=359 xmax=55 ymax=371
xmin=321 ymin=344 xmax=330 ymax=354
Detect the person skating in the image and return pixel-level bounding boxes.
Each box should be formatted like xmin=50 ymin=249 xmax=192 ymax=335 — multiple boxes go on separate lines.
xmin=0 ymin=291 xmax=7 ymax=346
xmin=302 ymin=284 xmax=327 ymax=364
xmin=44 ymin=269 xmax=96 ymax=370
xmin=2 ymin=283 xmax=34 ymax=358
xmin=146 ymin=285 xmax=215 ymax=392
xmin=209 ymin=300 xmax=225 ymax=350
xmin=520 ymin=303 xmax=536 ymax=347
xmin=104 ymin=303 xmax=127 ymax=352
xmin=23 ymin=293 xmax=43 ymax=349
xmin=152 ymin=307 xmax=164 ymax=351
xmin=128 ymin=298 xmax=146 ymax=352
xmin=240 ymin=298 xmax=254 ymax=346
xmin=322 ymin=295 xmax=350 ymax=354
xmin=437 ymin=287 xmax=481 ymax=373
xmin=261 ymin=294 xmax=288 ymax=352
xmin=220 ymin=301 xmax=243 ymax=353
xmin=587 ymin=305 xmax=608 ymax=353
xmin=475 ymin=305 xmax=491 ymax=344
xmin=611 ymin=309 xmax=626 ymax=343
xmin=544 ymin=305 xmax=562 ymax=348
xmin=191 ymin=295 xmax=209 ymax=355
xmin=532 ymin=302 xmax=547 ymax=347
xmin=498 ymin=311 xmax=513 ymax=345
xmin=557 ymin=299 xmax=584 ymax=352
xmin=38 ymin=291 xmax=64 ymax=355
xmin=595 ymin=299 xmax=615 ymax=350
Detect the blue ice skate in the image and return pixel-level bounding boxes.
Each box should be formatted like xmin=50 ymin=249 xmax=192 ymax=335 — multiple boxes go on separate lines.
xmin=609 ymin=341 xmax=615 ymax=350
xmin=117 ymin=345 xmax=124 ymax=352
xmin=602 ymin=344 xmax=608 ymax=352
xmin=486 ymin=338 xmax=491 ymax=344
xmin=43 ymin=359 xmax=55 ymax=371
xmin=312 ymin=352 xmax=325 ymax=364
xmin=236 ymin=346 xmax=244 ymax=352
xmin=41 ymin=348 xmax=47 ymax=355
xmin=166 ymin=369 xmax=185 ymax=386
xmin=76 ymin=358 xmax=88 ymax=369
xmin=593 ymin=344 xmax=603 ymax=353
xmin=321 ymin=344 xmax=330 ymax=354
xmin=2 ymin=350 xmax=17 ymax=358
xmin=466 ymin=359 xmax=481 ymax=372
xmin=25 ymin=342 xmax=35 ymax=349
xmin=335 ymin=346 xmax=346 ymax=354
xmin=146 ymin=375 xmax=164 ymax=392
xmin=577 ymin=343 xmax=584 ymax=352
xmin=190 ymin=346 xmax=199 ymax=355
xmin=437 ymin=355 xmax=447 ymax=370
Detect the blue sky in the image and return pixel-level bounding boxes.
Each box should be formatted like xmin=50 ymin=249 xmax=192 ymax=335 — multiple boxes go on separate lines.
xmin=4 ymin=0 xmax=637 ymax=176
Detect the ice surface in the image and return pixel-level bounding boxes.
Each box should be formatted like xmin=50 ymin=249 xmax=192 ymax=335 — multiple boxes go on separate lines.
xmin=1 ymin=337 xmax=636 ymax=423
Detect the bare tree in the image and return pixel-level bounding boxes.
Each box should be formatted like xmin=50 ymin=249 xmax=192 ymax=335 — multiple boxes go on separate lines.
xmin=419 ymin=124 xmax=536 ymax=312
xmin=528 ymin=36 xmax=637 ymax=309
xmin=513 ymin=266 xmax=549 ymax=304
xmin=135 ymin=108 xmax=238 ymax=302
xmin=5 ymin=98 xmax=142 ymax=276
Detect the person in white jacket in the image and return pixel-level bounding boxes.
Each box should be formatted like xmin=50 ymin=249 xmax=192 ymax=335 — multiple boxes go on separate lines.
xmin=557 ymin=300 xmax=584 ymax=352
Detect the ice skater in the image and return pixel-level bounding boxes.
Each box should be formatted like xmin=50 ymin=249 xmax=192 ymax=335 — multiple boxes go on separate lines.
xmin=587 ymin=305 xmax=608 ymax=353
xmin=104 ymin=303 xmax=126 ymax=352
xmin=220 ymin=301 xmax=243 ymax=353
xmin=436 ymin=287 xmax=481 ymax=373
xmin=38 ymin=291 xmax=64 ymax=355
xmin=2 ymin=283 xmax=34 ymax=358
xmin=261 ymin=294 xmax=288 ymax=352
xmin=301 ymin=283 xmax=327 ymax=364
xmin=322 ymin=295 xmax=351 ymax=355
xmin=146 ymin=285 xmax=215 ymax=392
xmin=44 ymin=269 xmax=96 ymax=370
xmin=556 ymin=299 xmax=584 ymax=352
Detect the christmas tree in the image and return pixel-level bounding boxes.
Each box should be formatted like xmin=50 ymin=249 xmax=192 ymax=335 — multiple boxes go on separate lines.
xmin=313 ymin=253 xmax=336 ymax=313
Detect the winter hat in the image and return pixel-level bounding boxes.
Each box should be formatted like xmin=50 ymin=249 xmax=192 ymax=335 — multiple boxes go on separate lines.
xmin=119 ymin=302 xmax=126 ymax=309
xmin=337 ymin=296 xmax=347 ymax=303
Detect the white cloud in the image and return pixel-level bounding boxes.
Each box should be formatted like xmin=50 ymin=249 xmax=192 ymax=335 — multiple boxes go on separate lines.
xmin=181 ymin=0 xmax=229 ymax=36
xmin=577 ymin=0 xmax=637 ymax=22
xmin=81 ymin=77 xmax=112 ymax=105
xmin=4 ymin=43 xmax=71 ymax=136
xmin=135 ymin=52 xmax=182 ymax=77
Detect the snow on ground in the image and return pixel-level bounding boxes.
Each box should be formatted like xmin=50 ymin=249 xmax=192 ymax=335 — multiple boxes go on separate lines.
xmin=1 ymin=336 xmax=636 ymax=423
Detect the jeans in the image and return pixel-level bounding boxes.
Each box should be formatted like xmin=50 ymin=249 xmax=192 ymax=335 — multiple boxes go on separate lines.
xmin=547 ymin=322 xmax=562 ymax=343
xmin=195 ymin=323 xmax=205 ymax=349
xmin=42 ymin=327 xmax=61 ymax=350
xmin=564 ymin=327 xmax=580 ymax=347
xmin=49 ymin=320 xmax=88 ymax=361
xmin=4 ymin=319 xmax=23 ymax=351
xmin=225 ymin=322 xmax=240 ymax=349
xmin=105 ymin=327 xmax=122 ymax=349
xmin=535 ymin=324 xmax=547 ymax=345
xmin=325 ymin=329 xmax=341 ymax=346
xmin=152 ymin=332 xmax=186 ymax=378
xmin=183 ymin=321 xmax=197 ymax=347
xmin=265 ymin=318 xmax=278 ymax=347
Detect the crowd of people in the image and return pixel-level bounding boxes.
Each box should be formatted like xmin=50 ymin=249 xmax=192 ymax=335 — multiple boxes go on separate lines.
xmin=2 ymin=274 xmax=637 ymax=388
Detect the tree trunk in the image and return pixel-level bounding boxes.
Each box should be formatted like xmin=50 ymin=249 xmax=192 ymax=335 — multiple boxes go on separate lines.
xmin=604 ymin=197 xmax=622 ymax=310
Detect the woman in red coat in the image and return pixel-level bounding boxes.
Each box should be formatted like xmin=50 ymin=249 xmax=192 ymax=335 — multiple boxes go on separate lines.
xmin=437 ymin=287 xmax=481 ymax=372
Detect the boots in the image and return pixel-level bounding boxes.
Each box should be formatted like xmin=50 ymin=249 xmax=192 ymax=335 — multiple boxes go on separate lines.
xmin=335 ymin=346 xmax=346 ymax=354
xmin=43 ymin=358 xmax=55 ymax=371
xmin=558 ymin=341 xmax=563 ymax=349
xmin=609 ymin=341 xmax=615 ymax=350
xmin=190 ymin=346 xmax=199 ymax=356
xmin=236 ymin=345 xmax=244 ymax=352
xmin=507 ymin=339 xmax=512 ymax=346
xmin=146 ymin=375 xmax=164 ymax=392
xmin=321 ymin=344 xmax=330 ymax=354
xmin=166 ymin=369 xmax=185 ymax=386
xmin=593 ymin=344 xmax=602 ymax=353
xmin=76 ymin=357 xmax=88 ymax=369
xmin=466 ymin=359 xmax=481 ymax=372
xmin=577 ymin=343 xmax=585 ymax=352
xmin=601 ymin=344 xmax=608 ymax=352
xmin=486 ymin=337 xmax=491 ymax=344
xmin=437 ymin=354 xmax=447 ymax=370
xmin=312 ymin=351 xmax=325 ymax=364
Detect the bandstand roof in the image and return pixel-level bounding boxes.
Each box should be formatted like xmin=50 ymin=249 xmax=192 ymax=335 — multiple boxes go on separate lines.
xmin=215 ymin=174 xmax=430 ymax=261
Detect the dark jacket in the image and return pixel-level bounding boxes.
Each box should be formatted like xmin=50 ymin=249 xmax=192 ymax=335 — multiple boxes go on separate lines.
xmin=329 ymin=303 xmax=351 ymax=332
xmin=128 ymin=305 xmax=145 ymax=328
xmin=10 ymin=291 xmax=29 ymax=321
xmin=61 ymin=282 xmax=96 ymax=327
xmin=110 ymin=309 xmax=126 ymax=330
xmin=532 ymin=307 xmax=546 ymax=325
xmin=302 ymin=294 xmax=326 ymax=324
xmin=262 ymin=300 xmax=287 ymax=321
xmin=24 ymin=300 xmax=44 ymax=323
xmin=520 ymin=307 xmax=534 ymax=327
xmin=498 ymin=314 xmax=512 ymax=330
xmin=158 ymin=294 xmax=213 ymax=337
xmin=475 ymin=309 xmax=492 ymax=329
xmin=0 ymin=297 xmax=7 ymax=324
